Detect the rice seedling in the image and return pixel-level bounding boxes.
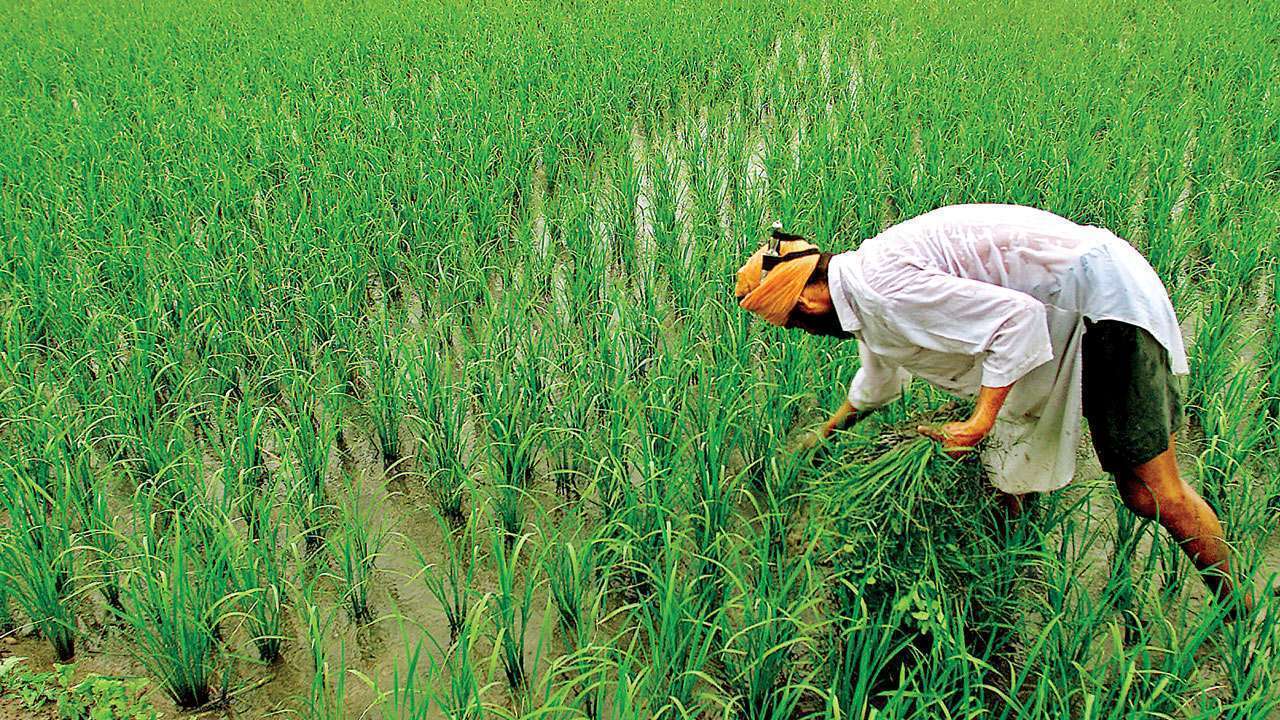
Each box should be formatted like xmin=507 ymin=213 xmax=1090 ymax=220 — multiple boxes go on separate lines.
xmin=717 ymin=510 xmax=821 ymax=720
xmin=1196 ymin=370 xmax=1270 ymax=534
xmin=633 ymin=536 xmax=724 ymax=716
xmin=282 ymin=376 xmax=340 ymax=550
xmin=684 ymin=374 xmax=743 ymax=550
xmin=415 ymin=509 xmax=480 ymax=645
xmin=367 ymin=307 xmax=408 ymax=478
xmin=0 ymin=461 xmax=79 ymax=661
xmin=0 ymin=530 xmax=14 ymax=636
xmin=372 ymin=627 xmax=438 ymax=720
xmin=233 ymin=478 xmax=290 ymax=664
xmin=1185 ymin=284 xmax=1238 ymax=430
xmin=545 ymin=532 xmax=601 ymax=652
xmin=114 ymin=511 xmax=230 ymax=709
xmin=547 ymin=343 xmax=598 ymax=499
xmin=436 ymin=601 xmax=489 ymax=720
xmin=488 ymin=529 xmax=547 ymax=698
xmin=105 ymin=331 xmax=195 ymax=496
xmin=406 ymin=327 xmax=472 ymax=522
xmin=477 ymin=335 xmax=548 ymax=496
xmin=297 ymin=564 xmax=349 ymax=720
xmin=215 ymin=393 xmax=271 ymax=534
xmin=69 ymin=458 xmax=125 ymax=612
xmin=326 ymin=477 xmax=388 ymax=624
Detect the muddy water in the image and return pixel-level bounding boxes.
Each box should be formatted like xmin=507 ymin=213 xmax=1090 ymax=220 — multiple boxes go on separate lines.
xmin=0 ymin=415 xmax=561 ymax=719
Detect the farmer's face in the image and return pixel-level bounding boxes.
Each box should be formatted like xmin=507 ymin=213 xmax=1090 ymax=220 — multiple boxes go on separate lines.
xmin=785 ymin=282 xmax=850 ymax=338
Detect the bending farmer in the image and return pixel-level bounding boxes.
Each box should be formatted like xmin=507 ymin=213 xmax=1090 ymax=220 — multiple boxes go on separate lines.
xmin=735 ymin=203 xmax=1250 ymax=611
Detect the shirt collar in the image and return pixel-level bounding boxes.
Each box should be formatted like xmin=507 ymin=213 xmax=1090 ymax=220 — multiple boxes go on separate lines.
xmin=827 ymin=251 xmax=863 ymax=334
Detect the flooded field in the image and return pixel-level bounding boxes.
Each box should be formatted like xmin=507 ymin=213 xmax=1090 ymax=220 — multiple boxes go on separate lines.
xmin=0 ymin=0 xmax=1277 ymax=717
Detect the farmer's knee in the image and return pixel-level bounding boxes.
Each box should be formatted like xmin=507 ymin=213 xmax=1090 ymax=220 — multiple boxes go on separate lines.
xmin=1117 ymin=476 xmax=1159 ymax=518
xmin=1117 ymin=474 xmax=1189 ymax=521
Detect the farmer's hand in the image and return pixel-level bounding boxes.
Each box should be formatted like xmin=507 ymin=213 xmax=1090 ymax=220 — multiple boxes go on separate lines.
xmin=917 ymin=419 xmax=991 ymax=459
xmin=787 ymin=400 xmax=864 ymax=456
xmin=918 ymin=384 xmax=1012 ymax=459
xmin=789 ymin=424 xmax=831 ymax=453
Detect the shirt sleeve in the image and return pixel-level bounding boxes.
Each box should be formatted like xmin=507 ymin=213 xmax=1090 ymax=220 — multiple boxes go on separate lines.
xmin=848 ymin=340 xmax=911 ymax=410
xmin=880 ymin=269 xmax=1053 ymax=388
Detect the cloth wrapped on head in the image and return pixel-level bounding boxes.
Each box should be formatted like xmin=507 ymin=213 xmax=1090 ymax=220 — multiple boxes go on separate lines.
xmin=735 ymin=238 xmax=821 ymax=326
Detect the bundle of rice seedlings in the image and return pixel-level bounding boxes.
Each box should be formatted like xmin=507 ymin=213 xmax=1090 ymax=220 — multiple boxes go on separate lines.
xmin=815 ymin=408 xmax=1031 ymax=700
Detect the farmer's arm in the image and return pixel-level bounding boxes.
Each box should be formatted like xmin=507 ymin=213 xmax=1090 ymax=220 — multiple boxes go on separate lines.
xmin=821 ymin=342 xmax=909 ymax=438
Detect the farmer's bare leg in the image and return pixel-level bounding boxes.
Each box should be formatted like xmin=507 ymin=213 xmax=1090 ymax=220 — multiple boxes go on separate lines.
xmin=997 ymin=491 xmax=1030 ymax=519
xmin=1113 ymin=433 xmax=1252 ymax=612
xmin=990 ymin=490 xmax=1032 ymax=540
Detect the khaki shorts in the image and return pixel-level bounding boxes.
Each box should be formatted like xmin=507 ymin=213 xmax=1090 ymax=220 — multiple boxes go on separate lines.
xmin=1081 ymin=319 xmax=1184 ymax=473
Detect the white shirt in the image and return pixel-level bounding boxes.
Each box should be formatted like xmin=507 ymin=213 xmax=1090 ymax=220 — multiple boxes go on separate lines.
xmin=827 ymin=204 xmax=1188 ymax=494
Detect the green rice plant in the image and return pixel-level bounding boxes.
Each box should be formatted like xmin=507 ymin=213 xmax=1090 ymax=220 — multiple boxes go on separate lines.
xmin=68 ymin=456 xmax=125 ymax=612
xmin=628 ymin=524 xmax=722 ymax=717
xmin=297 ymin=566 xmax=348 ymax=720
xmin=1213 ymin=563 xmax=1280 ymax=717
xmin=105 ymin=331 xmax=195 ymax=498
xmin=478 ymin=344 xmax=548 ymax=501
xmin=684 ymin=377 xmax=743 ymax=550
xmin=282 ymin=377 xmax=339 ymax=551
xmin=1196 ymin=369 xmax=1270 ymax=534
xmin=826 ymin=595 xmax=917 ymax=717
xmin=815 ymin=427 xmax=1032 ymax=699
xmin=326 ymin=477 xmax=388 ymax=624
xmin=547 ymin=342 xmax=598 ymax=499
xmin=437 ymin=600 xmax=488 ymax=720
xmin=545 ymin=531 xmax=603 ymax=650
xmin=0 ymin=464 xmax=79 ymax=661
xmin=329 ymin=310 xmax=365 ymax=402
xmin=548 ymin=646 xmax=653 ymax=720
xmin=488 ymin=529 xmax=547 ymax=698
xmin=406 ymin=326 xmax=471 ymax=523
xmin=215 ymin=393 xmax=271 ymax=534
xmin=0 ymin=534 xmax=13 ymax=636
xmin=1101 ymin=491 xmax=1156 ymax=644
xmin=634 ymin=367 xmax=683 ymax=477
xmin=367 ymin=307 xmax=408 ymax=477
xmin=415 ymin=508 xmax=480 ymax=645
xmin=494 ymin=482 xmax=536 ymax=551
xmin=718 ymin=512 xmax=822 ymax=720
xmin=1185 ymin=284 xmax=1238 ymax=430
xmin=114 ymin=513 xmax=231 ymax=710
xmin=232 ymin=478 xmax=289 ymax=664
xmin=590 ymin=377 xmax=638 ymax=528
xmin=372 ymin=628 xmax=438 ymax=720
xmin=1257 ymin=274 xmax=1280 ymax=513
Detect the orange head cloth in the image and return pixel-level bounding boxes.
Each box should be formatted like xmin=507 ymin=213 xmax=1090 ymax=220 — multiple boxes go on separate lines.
xmin=735 ymin=238 xmax=821 ymax=326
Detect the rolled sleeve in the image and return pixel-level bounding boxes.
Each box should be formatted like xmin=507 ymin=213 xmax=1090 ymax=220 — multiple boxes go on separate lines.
xmin=848 ymin=341 xmax=911 ymax=409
